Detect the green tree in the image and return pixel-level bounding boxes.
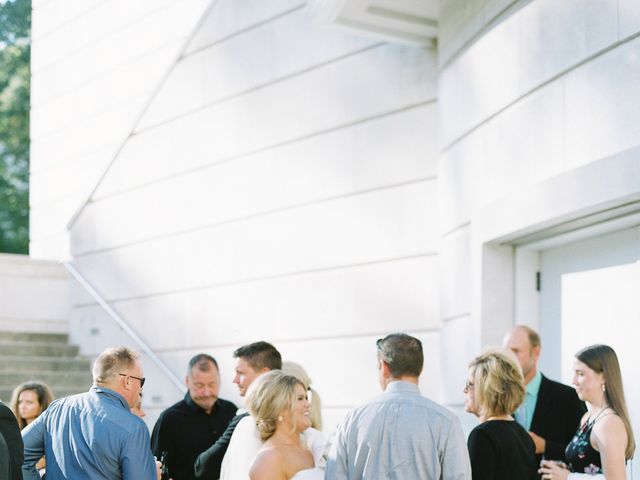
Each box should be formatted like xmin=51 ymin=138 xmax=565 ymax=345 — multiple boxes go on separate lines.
xmin=0 ymin=0 xmax=30 ymax=254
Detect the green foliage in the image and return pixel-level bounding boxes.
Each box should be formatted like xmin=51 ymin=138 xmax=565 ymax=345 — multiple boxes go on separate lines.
xmin=0 ymin=0 xmax=30 ymax=254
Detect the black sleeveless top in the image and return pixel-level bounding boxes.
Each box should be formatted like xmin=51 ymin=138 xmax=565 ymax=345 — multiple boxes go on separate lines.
xmin=565 ymin=416 xmax=604 ymax=474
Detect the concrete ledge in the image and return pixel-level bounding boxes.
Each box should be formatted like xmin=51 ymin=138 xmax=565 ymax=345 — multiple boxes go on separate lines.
xmin=476 ymin=146 xmax=640 ymax=244
xmin=0 ymin=253 xmax=68 ymax=278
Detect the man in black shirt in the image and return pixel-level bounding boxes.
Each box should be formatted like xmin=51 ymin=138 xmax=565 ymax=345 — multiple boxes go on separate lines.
xmin=151 ymin=354 xmax=237 ymax=480
xmin=194 ymin=341 xmax=282 ymax=479
xmin=0 ymin=400 xmax=23 ymax=480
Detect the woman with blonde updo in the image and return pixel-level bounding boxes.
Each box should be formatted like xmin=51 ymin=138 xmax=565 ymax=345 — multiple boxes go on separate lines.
xmin=247 ymin=370 xmax=325 ymax=480
xmin=464 ymin=349 xmax=537 ymax=480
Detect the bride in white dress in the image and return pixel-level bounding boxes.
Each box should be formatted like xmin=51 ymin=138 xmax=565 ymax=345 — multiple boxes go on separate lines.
xmin=246 ymin=371 xmax=326 ymax=480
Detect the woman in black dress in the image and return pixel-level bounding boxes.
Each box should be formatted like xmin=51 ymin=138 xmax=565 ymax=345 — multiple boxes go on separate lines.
xmin=539 ymin=344 xmax=635 ymax=480
xmin=464 ymin=348 xmax=537 ymax=480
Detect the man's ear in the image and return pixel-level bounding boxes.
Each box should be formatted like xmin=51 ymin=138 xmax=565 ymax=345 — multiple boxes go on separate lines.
xmin=532 ymin=345 xmax=541 ymax=361
xmin=380 ymin=360 xmax=392 ymax=379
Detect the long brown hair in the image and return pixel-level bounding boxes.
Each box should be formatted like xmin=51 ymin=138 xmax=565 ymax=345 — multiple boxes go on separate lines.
xmin=576 ymin=344 xmax=635 ymax=460
xmin=10 ymin=381 xmax=54 ymax=430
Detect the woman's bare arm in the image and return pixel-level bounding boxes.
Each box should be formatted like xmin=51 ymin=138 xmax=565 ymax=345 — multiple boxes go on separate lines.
xmin=592 ymin=414 xmax=628 ymax=480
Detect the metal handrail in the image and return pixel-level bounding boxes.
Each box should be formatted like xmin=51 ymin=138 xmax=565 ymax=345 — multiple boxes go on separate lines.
xmin=62 ymin=261 xmax=186 ymax=394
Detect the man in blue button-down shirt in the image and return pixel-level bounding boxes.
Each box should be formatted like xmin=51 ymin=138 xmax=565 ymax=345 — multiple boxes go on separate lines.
xmin=22 ymin=346 xmax=159 ymax=480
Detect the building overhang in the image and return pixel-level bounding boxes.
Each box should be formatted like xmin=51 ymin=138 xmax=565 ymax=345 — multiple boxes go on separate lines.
xmin=307 ymin=0 xmax=438 ymax=46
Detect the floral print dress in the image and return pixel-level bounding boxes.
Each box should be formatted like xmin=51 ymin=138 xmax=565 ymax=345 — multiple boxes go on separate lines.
xmin=564 ymin=415 xmax=605 ymax=474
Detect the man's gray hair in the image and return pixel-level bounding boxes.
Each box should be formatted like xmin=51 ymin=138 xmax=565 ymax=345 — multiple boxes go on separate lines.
xmin=376 ymin=333 xmax=423 ymax=378
xmin=93 ymin=347 xmax=140 ymax=384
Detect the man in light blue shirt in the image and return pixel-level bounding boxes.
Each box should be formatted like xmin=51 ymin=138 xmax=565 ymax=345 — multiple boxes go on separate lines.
xmin=22 ymin=347 xmax=159 ymax=480
xmin=325 ymin=333 xmax=471 ymax=480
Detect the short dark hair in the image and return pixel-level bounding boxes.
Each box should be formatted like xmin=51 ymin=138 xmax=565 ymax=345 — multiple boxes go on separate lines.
xmin=233 ymin=341 xmax=282 ymax=371
xmin=188 ymin=353 xmax=219 ymax=376
xmin=376 ymin=333 xmax=423 ymax=378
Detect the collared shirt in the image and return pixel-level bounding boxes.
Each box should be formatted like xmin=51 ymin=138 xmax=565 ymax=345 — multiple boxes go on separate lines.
xmin=518 ymin=370 xmax=542 ymax=431
xmin=325 ymin=380 xmax=471 ymax=480
xmin=151 ymin=392 xmax=237 ymax=480
xmin=22 ymin=386 xmax=157 ymax=480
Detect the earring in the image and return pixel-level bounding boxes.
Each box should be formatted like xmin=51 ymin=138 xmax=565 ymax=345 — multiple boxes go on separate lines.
xmin=277 ymin=415 xmax=283 ymax=422
xmin=602 ymin=384 xmax=606 ymax=392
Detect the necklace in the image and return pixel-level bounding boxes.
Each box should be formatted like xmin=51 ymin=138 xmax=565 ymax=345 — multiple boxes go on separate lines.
xmin=582 ymin=406 xmax=610 ymax=431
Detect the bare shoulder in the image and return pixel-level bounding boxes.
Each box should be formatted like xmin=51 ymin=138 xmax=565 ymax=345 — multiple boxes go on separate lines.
xmin=592 ymin=412 xmax=627 ymax=450
xmin=595 ymin=413 xmax=626 ymax=433
xmin=249 ymin=446 xmax=286 ymax=480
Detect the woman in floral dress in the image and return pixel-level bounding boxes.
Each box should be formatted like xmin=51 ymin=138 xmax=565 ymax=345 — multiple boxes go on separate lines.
xmin=539 ymin=345 xmax=635 ymax=480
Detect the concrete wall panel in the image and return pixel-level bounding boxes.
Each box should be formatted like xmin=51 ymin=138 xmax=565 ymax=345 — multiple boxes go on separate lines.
xmin=439 ymin=226 xmax=472 ymax=321
xmin=138 ymin=43 xmax=436 ymax=132
xmin=185 ymin=0 xmax=305 ymax=55
xmin=0 ymin=255 xmax=70 ymax=333
xmin=564 ymin=37 xmax=640 ymax=169
xmin=438 ymin=129 xmax=485 ymax=234
xmin=73 ymin=181 xmax=438 ymax=301
xmin=75 ymin=104 xmax=437 ymax=254
xmin=72 ymin=256 xmax=439 ymax=349
xmin=143 ymin=7 xmax=376 ymax=128
xmin=440 ymin=0 xmax=619 ymax=147
xmin=440 ymin=315 xmax=476 ymax=405
xmin=484 ymin=81 xmax=564 ymax=204
xmin=31 ymin=0 xmax=178 ymax=76
xmin=619 ymin=0 xmax=640 ymax=39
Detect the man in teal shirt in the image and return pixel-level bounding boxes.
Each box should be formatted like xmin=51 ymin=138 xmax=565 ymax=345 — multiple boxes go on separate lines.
xmin=504 ymin=325 xmax=586 ymax=463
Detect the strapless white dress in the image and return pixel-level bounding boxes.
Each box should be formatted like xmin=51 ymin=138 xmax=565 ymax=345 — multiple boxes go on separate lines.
xmin=291 ymin=467 xmax=324 ymax=480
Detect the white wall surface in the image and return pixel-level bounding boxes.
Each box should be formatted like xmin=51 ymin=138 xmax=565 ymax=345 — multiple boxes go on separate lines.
xmin=29 ymin=0 xmax=640 ymax=436
xmin=28 ymin=0 xmax=444 ymax=429
xmin=29 ymin=0 xmax=213 ymax=259
xmin=0 ymin=254 xmax=70 ymax=333
xmin=437 ymin=0 xmax=640 ymax=403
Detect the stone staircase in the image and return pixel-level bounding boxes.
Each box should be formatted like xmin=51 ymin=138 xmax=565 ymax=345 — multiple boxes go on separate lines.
xmin=0 ymin=331 xmax=92 ymax=403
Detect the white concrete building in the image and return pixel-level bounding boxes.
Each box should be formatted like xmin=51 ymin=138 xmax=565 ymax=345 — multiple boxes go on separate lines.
xmin=29 ymin=0 xmax=640 ymax=457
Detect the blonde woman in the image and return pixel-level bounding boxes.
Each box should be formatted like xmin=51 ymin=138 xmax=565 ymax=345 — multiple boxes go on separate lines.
xmin=465 ymin=349 xmax=537 ymax=480
xmin=247 ymin=371 xmax=325 ymax=480
xmin=539 ymin=344 xmax=635 ymax=480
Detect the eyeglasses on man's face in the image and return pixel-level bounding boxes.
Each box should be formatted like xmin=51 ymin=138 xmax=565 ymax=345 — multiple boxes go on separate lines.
xmin=119 ymin=373 xmax=145 ymax=388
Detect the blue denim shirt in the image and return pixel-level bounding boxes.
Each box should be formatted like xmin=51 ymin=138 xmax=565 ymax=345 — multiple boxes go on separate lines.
xmin=22 ymin=386 xmax=157 ymax=480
